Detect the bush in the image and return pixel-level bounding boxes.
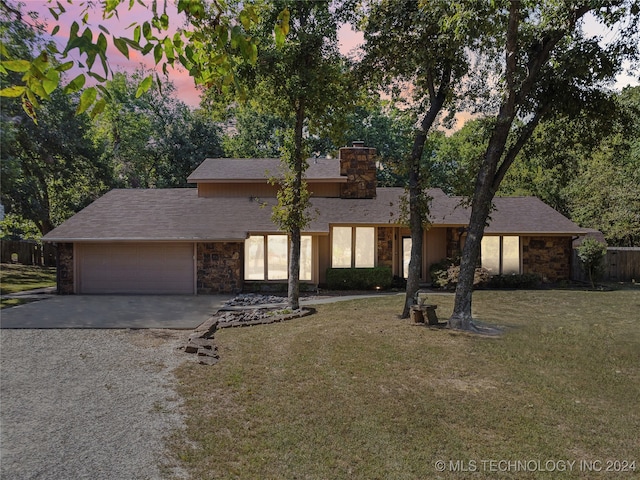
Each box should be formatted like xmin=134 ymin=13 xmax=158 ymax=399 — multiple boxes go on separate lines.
xmin=488 ymin=273 xmax=541 ymax=289
xmin=576 ymin=238 xmax=607 ymax=288
xmin=429 ymin=258 xmax=490 ymax=290
xmin=326 ymin=267 xmax=393 ymax=290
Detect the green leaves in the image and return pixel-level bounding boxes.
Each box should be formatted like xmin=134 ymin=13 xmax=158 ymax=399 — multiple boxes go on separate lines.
xmin=76 ymin=87 xmax=97 ymax=115
xmin=135 ymin=76 xmax=153 ymax=98
xmin=1 ymin=59 xmax=31 ymax=72
xmin=113 ymin=37 xmax=130 ymax=58
xmin=275 ymin=8 xmax=290 ymax=48
xmin=0 ymin=86 xmax=26 ymax=97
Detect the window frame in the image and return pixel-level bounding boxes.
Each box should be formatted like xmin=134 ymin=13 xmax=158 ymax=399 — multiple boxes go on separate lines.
xmin=481 ymin=235 xmax=521 ymax=275
xmin=244 ymin=234 xmax=313 ymax=281
xmin=331 ymin=226 xmax=377 ymax=269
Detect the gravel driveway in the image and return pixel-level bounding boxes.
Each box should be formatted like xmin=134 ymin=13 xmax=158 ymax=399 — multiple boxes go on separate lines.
xmin=1 ymin=328 xmax=189 ymax=480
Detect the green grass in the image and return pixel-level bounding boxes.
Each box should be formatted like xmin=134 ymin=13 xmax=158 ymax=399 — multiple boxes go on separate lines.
xmin=0 ymin=263 xmax=56 ymax=308
xmin=169 ymin=289 xmax=640 ymax=479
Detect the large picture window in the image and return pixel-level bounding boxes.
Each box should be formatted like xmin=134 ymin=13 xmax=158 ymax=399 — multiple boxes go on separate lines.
xmin=481 ymin=235 xmax=521 ymax=275
xmin=331 ymin=226 xmax=375 ymax=268
xmin=245 ymin=235 xmax=312 ymax=281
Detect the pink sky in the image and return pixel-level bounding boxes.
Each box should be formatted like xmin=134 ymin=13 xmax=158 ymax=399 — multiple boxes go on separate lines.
xmin=26 ymin=1 xmax=364 ymax=108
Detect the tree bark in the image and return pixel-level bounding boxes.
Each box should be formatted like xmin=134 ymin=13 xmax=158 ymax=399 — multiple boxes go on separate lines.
xmin=401 ymin=67 xmax=452 ymax=318
xmin=287 ymin=99 xmax=305 ymax=310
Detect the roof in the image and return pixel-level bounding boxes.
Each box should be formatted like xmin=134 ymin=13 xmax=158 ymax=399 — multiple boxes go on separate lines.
xmin=187 ymin=158 xmax=345 ymax=183
xmin=42 ymin=187 xmax=586 ymax=243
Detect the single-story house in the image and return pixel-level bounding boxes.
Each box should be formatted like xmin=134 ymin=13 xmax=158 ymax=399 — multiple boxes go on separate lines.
xmin=42 ymin=143 xmax=586 ymax=294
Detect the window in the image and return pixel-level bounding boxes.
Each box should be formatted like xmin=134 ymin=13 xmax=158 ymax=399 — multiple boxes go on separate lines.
xmin=331 ymin=227 xmax=352 ymax=268
xmin=245 ymin=235 xmax=265 ymax=280
xmin=244 ymin=235 xmax=312 ymax=281
xmin=402 ymin=237 xmax=412 ymax=279
xmin=267 ymin=235 xmax=288 ymax=280
xmin=481 ymin=236 xmax=521 ymax=275
xmin=331 ymin=226 xmax=375 ymax=268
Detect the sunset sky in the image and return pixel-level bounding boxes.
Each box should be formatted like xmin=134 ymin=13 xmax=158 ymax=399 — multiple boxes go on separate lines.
xmin=23 ymin=1 xmax=639 ymax=111
xmin=25 ymin=1 xmax=364 ymax=108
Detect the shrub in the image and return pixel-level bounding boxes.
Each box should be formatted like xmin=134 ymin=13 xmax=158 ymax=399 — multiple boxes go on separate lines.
xmin=326 ymin=267 xmax=393 ymax=290
xmin=488 ymin=273 xmax=541 ymax=289
xmin=576 ymin=238 xmax=607 ymax=288
xmin=429 ymin=258 xmax=490 ymax=290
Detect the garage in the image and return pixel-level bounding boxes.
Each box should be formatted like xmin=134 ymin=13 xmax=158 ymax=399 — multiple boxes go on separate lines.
xmin=77 ymin=243 xmax=195 ymax=294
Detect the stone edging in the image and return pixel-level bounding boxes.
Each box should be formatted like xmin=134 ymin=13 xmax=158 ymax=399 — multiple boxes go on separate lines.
xmin=180 ymin=308 xmax=316 ymax=365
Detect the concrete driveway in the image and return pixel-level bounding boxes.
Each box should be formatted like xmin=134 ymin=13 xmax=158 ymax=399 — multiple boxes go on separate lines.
xmin=0 ymin=295 xmax=232 ymax=329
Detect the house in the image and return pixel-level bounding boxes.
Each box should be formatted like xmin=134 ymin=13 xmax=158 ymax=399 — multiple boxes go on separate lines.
xmin=42 ymin=143 xmax=586 ymax=294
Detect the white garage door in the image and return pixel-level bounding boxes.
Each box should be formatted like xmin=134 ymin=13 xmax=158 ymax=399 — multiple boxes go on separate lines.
xmin=77 ymin=243 xmax=195 ymax=294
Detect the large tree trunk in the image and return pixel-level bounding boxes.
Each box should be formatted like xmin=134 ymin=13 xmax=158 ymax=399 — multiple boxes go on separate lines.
xmin=287 ymin=100 xmax=305 ymax=311
xmin=401 ymin=68 xmax=452 ymax=318
xmin=403 ymin=151 xmax=424 ymax=318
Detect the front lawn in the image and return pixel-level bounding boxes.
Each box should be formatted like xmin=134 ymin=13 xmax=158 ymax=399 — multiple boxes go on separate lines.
xmin=169 ymin=290 xmax=640 ymax=479
xmin=0 ymin=263 xmax=56 ymax=308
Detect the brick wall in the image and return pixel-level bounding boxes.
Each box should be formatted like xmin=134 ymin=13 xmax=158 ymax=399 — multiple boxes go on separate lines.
xmin=377 ymin=227 xmax=394 ymax=268
xmin=197 ymin=242 xmax=243 ymax=294
xmin=339 ymin=146 xmax=377 ymax=199
xmin=57 ymin=243 xmax=74 ymax=294
xmin=522 ymin=236 xmax=572 ymax=281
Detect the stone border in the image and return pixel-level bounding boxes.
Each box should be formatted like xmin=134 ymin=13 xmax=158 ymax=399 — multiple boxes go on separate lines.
xmin=181 ymin=307 xmax=316 ymax=365
xmin=217 ymin=307 xmax=315 ymax=329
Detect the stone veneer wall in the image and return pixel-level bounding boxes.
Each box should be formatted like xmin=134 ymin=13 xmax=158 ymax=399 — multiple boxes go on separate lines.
xmin=57 ymin=243 xmax=74 ymax=294
xmin=339 ymin=146 xmax=377 ymax=199
xmin=377 ymin=227 xmax=394 ymax=269
xmin=197 ymin=242 xmax=243 ymax=294
xmin=522 ymin=236 xmax=572 ymax=281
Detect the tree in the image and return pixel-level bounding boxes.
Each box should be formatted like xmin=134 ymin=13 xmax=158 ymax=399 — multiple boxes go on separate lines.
xmin=247 ymin=0 xmax=353 ymax=310
xmin=340 ymin=99 xmax=415 ymax=187
xmin=360 ymin=0 xmax=490 ymax=317
xmin=567 ymin=87 xmax=640 ymax=247
xmin=1 ymin=88 xmax=110 ymax=235
xmin=448 ymin=1 xmax=640 ymax=331
xmin=1 ymin=4 xmax=110 ymax=235
xmin=222 ymin=104 xmax=287 ymax=158
xmin=93 ymin=71 xmax=223 ymax=188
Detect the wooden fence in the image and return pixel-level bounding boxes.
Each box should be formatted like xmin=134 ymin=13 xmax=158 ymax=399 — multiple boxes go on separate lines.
xmin=0 ymin=240 xmax=57 ymax=267
xmin=572 ymin=247 xmax=640 ymax=283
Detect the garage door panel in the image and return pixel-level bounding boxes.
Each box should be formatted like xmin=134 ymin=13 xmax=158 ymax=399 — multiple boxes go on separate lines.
xmin=78 ymin=243 xmax=194 ymax=294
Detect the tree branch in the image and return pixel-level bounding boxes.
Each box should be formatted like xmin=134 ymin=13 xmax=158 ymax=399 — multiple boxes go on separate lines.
xmin=492 ymin=102 xmax=551 ymax=191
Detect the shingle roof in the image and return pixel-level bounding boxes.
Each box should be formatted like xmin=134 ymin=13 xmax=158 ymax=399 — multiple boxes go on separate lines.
xmin=187 ymin=158 xmax=345 ymax=183
xmin=43 ymin=187 xmax=585 ymax=243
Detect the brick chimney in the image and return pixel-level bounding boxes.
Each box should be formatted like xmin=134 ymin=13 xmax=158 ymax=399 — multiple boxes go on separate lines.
xmin=339 ymin=141 xmax=377 ymax=199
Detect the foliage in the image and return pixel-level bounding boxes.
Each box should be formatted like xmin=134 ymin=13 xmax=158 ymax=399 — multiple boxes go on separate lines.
xmin=487 ymin=273 xmax=542 ymax=289
xmin=325 ymin=267 xmax=392 ymax=290
xmin=93 ymin=71 xmax=223 ymax=188
xmin=0 ymin=214 xmax=40 ymax=240
xmin=236 ymin=0 xmax=354 ymax=309
xmin=429 ymin=258 xmax=490 ymax=290
xmin=567 ymin=87 xmax=640 ymax=247
xmin=1 ymin=87 xmax=111 ymax=234
xmin=576 ymin=238 xmax=607 ymax=288
xmin=0 ymin=0 xmax=271 ymax=120
xmin=222 ymin=105 xmax=287 ymax=158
